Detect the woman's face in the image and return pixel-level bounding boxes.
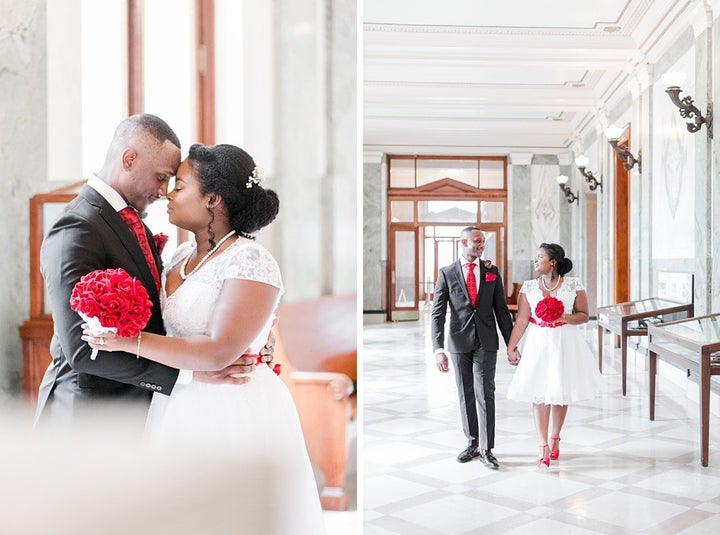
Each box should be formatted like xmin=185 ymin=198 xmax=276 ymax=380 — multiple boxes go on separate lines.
xmin=165 ymin=159 xmax=212 ymax=231
xmin=533 ymin=248 xmax=554 ymax=276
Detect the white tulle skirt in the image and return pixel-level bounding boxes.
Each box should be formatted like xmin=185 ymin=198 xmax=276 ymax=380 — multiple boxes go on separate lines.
xmin=146 ymin=365 xmax=326 ymax=534
xmin=507 ymin=323 xmax=601 ymax=405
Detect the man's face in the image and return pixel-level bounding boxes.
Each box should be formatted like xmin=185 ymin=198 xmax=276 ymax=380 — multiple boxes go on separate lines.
xmin=123 ymin=139 xmax=181 ymax=212
xmin=462 ymin=230 xmax=485 ymax=260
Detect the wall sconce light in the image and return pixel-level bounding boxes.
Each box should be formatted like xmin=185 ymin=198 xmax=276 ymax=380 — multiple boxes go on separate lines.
xmin=661 ymin=72 xmax=713 ymax=137
xmin=574 ymin=154 xmax=602 ymax=191
xmin=556 ymin=175 xmax=579 ymax=204
xmin=605 ymin=126 xmax=641 ymax=172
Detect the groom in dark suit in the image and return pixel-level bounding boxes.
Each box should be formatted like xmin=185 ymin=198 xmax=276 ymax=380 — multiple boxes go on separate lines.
xmin=35 ymin=114 xmax=263 ymax=427
xmin=431 ymin=226 xmax=513 ymax=469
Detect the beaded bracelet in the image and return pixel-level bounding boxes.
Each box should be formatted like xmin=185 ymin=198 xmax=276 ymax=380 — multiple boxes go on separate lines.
xmin=136 ymin=331 xmax=142 ymax=358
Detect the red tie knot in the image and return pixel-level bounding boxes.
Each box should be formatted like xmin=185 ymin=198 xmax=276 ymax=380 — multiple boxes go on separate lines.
xmin=118 ymin=206 xmax=142 ymax=227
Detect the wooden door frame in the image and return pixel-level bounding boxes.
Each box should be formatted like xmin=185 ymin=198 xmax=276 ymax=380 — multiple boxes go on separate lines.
xmin=613 ymin=125 xmax=632 ymax=304
xmin=126 ymin=0 xmax=214 ymax=245
xmin=126 ymin=0 xmax=214 ymax=141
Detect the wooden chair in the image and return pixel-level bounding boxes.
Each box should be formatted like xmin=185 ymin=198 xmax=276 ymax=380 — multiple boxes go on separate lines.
xmin=506 ymin=282 xmax=522 ymax=320
xmin=273 ymin=294 xmax=356 ymax=510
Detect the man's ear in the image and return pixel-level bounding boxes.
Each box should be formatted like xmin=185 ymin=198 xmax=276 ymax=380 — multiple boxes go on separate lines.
xmin=122 ymin=149 xmax=137 ymax=170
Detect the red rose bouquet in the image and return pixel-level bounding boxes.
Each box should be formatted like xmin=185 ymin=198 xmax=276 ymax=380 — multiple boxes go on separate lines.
xmin=70 ymin=268 xmax=152 ymax=360
xmin=535 ymin=296 xmax=565 ymax=326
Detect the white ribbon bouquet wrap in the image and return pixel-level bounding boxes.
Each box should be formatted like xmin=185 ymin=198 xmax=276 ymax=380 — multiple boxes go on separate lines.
xmin=78 ymin=311 xmax=118 ymax=360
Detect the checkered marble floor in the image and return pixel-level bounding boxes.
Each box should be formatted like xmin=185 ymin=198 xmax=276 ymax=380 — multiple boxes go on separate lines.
xmin=362 ymin=313 xmax=720 ymax=534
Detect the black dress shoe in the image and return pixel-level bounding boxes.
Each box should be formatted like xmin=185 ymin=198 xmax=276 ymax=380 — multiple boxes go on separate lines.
xmin=457 ymin=445 xmax=481 ymax=463
xmin=480 ymin=449 xmax=500 ymax=469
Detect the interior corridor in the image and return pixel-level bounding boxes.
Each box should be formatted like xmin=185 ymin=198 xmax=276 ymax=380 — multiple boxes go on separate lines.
xmin=363 ymin=313 xmax=720 ymax=534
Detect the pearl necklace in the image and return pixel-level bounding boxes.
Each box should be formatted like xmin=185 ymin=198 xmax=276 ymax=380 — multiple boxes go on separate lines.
xmin=540 ymin=275 xmax=561 ymax=292
xmin=179 ymin=230 xmax=237 ymax=280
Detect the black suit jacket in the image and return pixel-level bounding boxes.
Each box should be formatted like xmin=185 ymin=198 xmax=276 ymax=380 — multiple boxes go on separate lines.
xmin=431 ymin=259 xmax=513 ymax=354
xmin=35 ymin=185 xmax=179 ymax=423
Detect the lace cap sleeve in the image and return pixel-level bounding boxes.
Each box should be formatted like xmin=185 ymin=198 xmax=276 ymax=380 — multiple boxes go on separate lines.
xmin=520 ymin=279 xmax=532 ymax=294
xmin=222 ymin=242 xmax=284 ymax=291
xmin=568 ymin=277 xmax=585 ymax=292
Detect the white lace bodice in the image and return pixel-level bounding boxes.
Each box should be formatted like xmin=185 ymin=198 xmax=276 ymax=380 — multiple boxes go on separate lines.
xmin=160 ymin=238 xmax=283 ymax=352
xmin=521 ymin=277 xmax=585 ymax=321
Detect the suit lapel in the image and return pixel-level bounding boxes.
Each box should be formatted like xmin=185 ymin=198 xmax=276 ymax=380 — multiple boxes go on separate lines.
xmin=82 ymin=187 xmax=161 ymax=303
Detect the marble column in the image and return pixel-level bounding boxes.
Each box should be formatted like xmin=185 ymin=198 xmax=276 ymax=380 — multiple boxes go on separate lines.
xmin=529 ymin=156 xmax=561 ymax=250
xmin=508 ymin=153 xmax=533 ymax=284
xmin=693 ymin=18 xmax=712 ymax=314
xmin=713 ymin=9 xmax=720 ymax=312
xmin=0 ymin=0 xmax=47 ymax=400
xmin=272 ymin=0 xmax=356 ymax=302
xmin=363 ymin=154 xmax=385 ymax=314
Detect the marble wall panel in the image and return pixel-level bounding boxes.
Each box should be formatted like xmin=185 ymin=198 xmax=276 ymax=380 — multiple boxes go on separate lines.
xmin=530 ymin=165 xmax=561 ymax=250
xmin=1 ymin=0 xmax=46 ymax=401
xmin=508 ymin=164 xmax=533 ymax=284
xmin=363 ymin=162 xmax=384 ymax=311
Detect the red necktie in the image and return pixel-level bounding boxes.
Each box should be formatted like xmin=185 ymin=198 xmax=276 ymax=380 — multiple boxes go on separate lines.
xmin=118 ymin=206 xmax=161 ymax=293
xmin=466 ymin=262 xmax=477 ymax=307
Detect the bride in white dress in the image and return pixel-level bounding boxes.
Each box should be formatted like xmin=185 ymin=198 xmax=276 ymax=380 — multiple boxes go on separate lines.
xmin=505 ymin=243 xmax=600 ymax=468
xmin=85 ymin=143 xmax=326 ymax=534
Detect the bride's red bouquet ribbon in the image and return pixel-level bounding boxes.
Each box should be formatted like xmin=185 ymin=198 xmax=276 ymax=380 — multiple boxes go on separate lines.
xmin=70 ymin=268 xmax=152 ymax=359
xmin=252 ymin=354 xmax=281 ymax=376
xmin=533 ymin=296 xmax=566 ymax=328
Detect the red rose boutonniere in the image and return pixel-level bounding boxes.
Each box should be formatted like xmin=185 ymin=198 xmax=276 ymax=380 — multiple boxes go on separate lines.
xmin=483 ymin=260 xmax=496 ymax=282
xmin=70 ymin=268 xmax=152 ymax=360
xmin=153 ymin=232 xmax=169 ymax=255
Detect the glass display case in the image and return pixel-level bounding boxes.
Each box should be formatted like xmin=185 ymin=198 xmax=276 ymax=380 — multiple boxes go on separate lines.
xmin=19 ymin=181 xmax=84 ymax=399
xmin=596 ymin=298 xmax=694 ymax=396
xmin=648 ymin=314 xmax=720 ymax=466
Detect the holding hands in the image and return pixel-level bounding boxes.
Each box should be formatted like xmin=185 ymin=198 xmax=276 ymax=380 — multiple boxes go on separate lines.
xmin=507 ymin=347 xmax=521 ymax=366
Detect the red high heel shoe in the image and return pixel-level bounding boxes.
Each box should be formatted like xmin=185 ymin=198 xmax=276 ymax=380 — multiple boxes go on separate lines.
xmin=537 ymin=444 xmax=550 ymax=468
xmin=549 ymin=437 xmax=560 ymax=460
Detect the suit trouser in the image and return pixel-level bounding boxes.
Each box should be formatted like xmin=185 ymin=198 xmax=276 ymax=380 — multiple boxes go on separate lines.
xmin=451 ymin=347 xmax=497 ymax=450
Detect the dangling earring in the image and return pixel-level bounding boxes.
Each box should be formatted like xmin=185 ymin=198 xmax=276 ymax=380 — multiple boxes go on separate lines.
xmin=206 ymin=204 xmax=216 ymax=251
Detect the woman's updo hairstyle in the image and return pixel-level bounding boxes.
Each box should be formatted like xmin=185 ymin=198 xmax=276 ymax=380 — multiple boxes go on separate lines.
xmin=187 ymin=143 xmax=279 ymax=240
xmin=539 ymin=242 xmax=573 ymax=276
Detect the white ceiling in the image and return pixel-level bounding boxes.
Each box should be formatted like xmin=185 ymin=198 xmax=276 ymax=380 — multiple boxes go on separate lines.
xmin=363 ymin=0 xmax=699 ymax=157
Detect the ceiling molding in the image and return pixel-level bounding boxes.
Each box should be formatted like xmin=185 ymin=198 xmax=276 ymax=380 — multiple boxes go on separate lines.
xmin=363 ymin=1 xmax=698 ymax=156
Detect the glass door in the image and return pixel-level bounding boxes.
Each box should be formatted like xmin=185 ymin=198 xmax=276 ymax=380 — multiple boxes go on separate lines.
xmin=388 ymin=226 xmax=419 ymax=321
xmin=421 ymin=225 xmax=500 ymax=309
